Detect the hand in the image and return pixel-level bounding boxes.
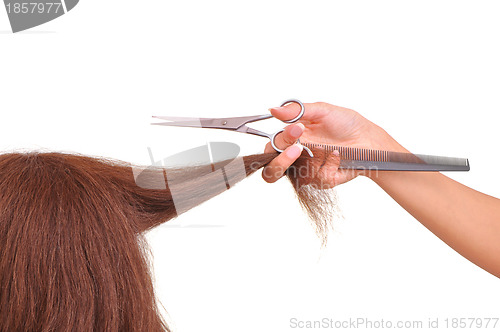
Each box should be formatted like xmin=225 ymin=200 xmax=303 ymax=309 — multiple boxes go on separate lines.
xmin=263 ymin=102 xmax=500 ymax=279
xmin=262 ymin=102 xmax=406 ymax=186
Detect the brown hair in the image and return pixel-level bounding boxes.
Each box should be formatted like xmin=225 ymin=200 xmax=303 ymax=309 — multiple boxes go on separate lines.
xmin=0 ymin=147 xmax=336 ymax=331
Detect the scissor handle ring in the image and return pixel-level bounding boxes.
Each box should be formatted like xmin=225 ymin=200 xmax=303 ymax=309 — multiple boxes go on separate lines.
xmin=280 ymin=99 xmax=305 ymax=123
xmin=270 ymin=129 xmax=286 ymax=153
xmin=270 ymin=99 xmax=314 ymax=157
xmin=270 ymin=129 xmax=313 ymax=157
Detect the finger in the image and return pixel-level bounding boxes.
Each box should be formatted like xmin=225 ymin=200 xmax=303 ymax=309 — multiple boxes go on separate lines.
xmin=264 ymin=141 xmax=274 ymax=154
xmin=269 ymin=102 xmax=329 ymax=123
xmin=262 ymin=143 xmax=303 ymax=183
xmin=264 ymin=123 xmax=305 ymax=153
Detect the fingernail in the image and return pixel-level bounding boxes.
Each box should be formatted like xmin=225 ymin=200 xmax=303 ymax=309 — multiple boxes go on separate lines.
xmin=269 ymin=106 xmax=285 ymax=112
xmin=333 ymin=150 xmax=340 ymax=156
xmin=290 ymin=123 xmax=305 ymax=138
xmin=286 ymin=144 xmax=303 ymax=159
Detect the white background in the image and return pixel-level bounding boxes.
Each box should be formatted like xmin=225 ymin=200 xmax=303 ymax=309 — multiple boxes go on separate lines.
xmin=1 ymin=1 xmax=499 ymax=331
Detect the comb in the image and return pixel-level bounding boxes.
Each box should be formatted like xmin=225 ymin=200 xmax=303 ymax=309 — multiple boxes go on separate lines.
xmin=302 ymin=143 xmax=470 ymax=172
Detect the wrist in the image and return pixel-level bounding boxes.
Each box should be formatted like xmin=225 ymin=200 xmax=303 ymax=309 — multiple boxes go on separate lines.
xmin=361 ymin=124 xmax=408 ymax=181
xmin=367 ymin=123 xmax=407 ymax=153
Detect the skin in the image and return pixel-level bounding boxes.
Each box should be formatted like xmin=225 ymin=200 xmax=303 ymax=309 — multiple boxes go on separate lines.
xmin=263 ymin=102 xmax=500 ymax=278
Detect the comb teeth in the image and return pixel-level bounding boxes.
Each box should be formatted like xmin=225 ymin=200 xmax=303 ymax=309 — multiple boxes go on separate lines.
xmin=303 ymin=143 xmax=391 ymax=162
xmin=302 ymin=142 xmax=469 ymax=167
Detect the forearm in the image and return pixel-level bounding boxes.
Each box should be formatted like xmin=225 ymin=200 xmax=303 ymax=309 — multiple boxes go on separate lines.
xmin=367 ymin=130 xmax=500 ymax=277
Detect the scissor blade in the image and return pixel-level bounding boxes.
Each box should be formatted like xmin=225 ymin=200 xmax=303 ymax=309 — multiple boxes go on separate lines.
xmin=152 ymin=114 xmax=273 ymax=130
xmin=151 ymin=120 xmax=204 ymax=128
xmin=151 ymin=116 xmax=227 ymax=129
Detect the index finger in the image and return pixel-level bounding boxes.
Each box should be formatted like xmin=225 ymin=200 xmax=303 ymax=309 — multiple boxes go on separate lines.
xmin=269 ymin=102 xmax=329 ymax=124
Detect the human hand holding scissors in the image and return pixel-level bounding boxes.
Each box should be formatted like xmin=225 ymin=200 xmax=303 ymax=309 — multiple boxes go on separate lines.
xmin=266 ymin=101 xmax=500 ymax=279
xmin=262 ymin=101 xmax=391 ymax=183
xmin=153 ymin=99 xmax=468 ymax=184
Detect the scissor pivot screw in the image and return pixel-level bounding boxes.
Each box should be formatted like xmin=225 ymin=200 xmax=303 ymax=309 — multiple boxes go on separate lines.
xmin=222 ymin=121 xmax=227 ymax=125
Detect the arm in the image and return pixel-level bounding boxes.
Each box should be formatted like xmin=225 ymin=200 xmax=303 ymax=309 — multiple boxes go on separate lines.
xmin=263 ymin=101 xmax=500 ymax=278
xmin=368 ymin=137 xmax=500 ymax=278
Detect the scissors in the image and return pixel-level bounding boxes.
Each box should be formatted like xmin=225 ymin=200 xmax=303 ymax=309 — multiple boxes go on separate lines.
xmin=152 ymin=99 xmax=315 ymax=157
xmin=152 ymin=99 xmax=470 ymax=172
